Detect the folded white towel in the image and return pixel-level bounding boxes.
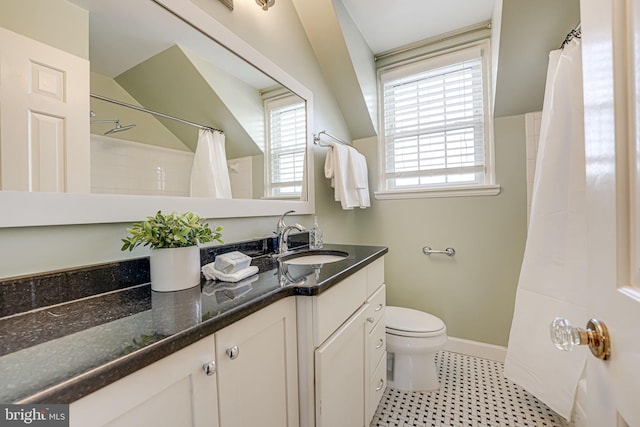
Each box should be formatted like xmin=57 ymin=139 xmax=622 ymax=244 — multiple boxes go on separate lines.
xmin=214 ymin=251 xmax=252 ymax=274
xmin=201 ymin=262 xmax=218 ymax=281
xmin=324 ymin=143 xmax=360 ymax=210
xmin=201 ymin=263 xmax=259 ymax=283
xmin=348 ymin=148 xmax=370 ymax=208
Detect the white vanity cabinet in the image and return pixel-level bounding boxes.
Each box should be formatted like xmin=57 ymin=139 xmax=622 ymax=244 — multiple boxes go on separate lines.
xmin=70 ymin=336 xmax=219 ymax=427
xmin=70 ymin=297 xmax=298 ymax=427
xmin=297 ymin=257 xmax=386 ymax=427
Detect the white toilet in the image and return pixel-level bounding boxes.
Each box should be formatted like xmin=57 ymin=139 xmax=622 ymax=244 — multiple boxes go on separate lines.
xmin=385 ymin=306 xmax=447 ymax=392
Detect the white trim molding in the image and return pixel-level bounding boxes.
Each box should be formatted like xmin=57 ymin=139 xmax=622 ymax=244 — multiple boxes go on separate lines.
xmin=444 ymin=336 xmax=507 ymax=363
xmin=375 ymin=184 xmax=501 ymax=200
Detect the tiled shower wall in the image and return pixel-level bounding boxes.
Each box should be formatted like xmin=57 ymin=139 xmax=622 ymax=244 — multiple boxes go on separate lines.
xmin=90 ymin=135 xmax=254 ymax=198
xmin=91 ymin=135 xmax=193 ymax=197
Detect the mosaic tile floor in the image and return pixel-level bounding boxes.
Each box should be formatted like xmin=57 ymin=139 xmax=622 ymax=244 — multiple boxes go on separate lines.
xmin=371 ymin=351 xmax=568 ymax=427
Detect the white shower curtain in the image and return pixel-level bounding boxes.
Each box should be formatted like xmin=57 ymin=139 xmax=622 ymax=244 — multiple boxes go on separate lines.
xmin=503 ymin=38 xmax=587 ymax=421
xmin=190 ymin=129 xmax=232 ymax=199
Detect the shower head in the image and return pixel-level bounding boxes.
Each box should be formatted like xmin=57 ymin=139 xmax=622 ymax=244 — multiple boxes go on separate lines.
xmin=90 ymin=118 xmax=136 ymax=135
xmin=104 ymin=120 xmax=136 ymax=135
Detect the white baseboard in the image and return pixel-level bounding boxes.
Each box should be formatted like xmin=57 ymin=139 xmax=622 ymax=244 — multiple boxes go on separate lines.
xmin=444 ymin=336 xmax=507 ymax=363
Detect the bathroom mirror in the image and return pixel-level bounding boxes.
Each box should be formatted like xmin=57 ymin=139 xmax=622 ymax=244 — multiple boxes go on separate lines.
xmin=0 ymin=0 xmax=314 ymax=226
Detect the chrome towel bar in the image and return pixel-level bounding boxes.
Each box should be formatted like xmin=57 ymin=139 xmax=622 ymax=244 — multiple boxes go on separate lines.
xmin=313 ymin=130 xmax=351 ymax=147
xmin=422 ymin=246 xmax=455 ymax=257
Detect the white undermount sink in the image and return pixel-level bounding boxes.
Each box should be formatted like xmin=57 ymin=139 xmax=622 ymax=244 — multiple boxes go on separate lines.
xmin=280 ymin=250 xmax=348 ymax=265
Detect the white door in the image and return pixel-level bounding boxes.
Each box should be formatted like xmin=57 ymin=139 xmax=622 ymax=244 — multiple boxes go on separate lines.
xmin=0 ymin=26 xmax=89 ymax=192
xmin=581 ymin=0 xmax=640 ymax=425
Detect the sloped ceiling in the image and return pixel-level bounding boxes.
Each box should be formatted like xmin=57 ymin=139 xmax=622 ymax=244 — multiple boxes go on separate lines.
xmin=115 ymin=45 xmax=263 ymax=159
xmin=291 ymin=0 xmax=378 ymax=140
xmin=493 ymin=0 xmax=580 ymax=117
xmin=295 ymin=0 xmax=581 ymax=130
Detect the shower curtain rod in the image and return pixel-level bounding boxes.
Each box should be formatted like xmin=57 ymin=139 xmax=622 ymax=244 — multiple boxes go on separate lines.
xmin=90 ymin=93 xmax=223 ymax=134
xmin=560 ymin=22 xmax=581 ymax=49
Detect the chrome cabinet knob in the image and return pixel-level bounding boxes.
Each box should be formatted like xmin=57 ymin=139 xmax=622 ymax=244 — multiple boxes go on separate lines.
xmin=550 ymin=317 xmax=611 ymax=360
xmin=375 ymin=338 xmax=384 ymax=349
xmin=226 ymin=345 xmax=240 ymax=360
xmin=202 ymin=361 xmax=216 ymax=376
xmin=375 ymin=378 xmax=385 ymax=391
xmin=366 ymin=316 xmax=375 ymax=323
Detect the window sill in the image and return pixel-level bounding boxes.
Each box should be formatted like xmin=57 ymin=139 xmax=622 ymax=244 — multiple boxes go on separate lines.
xmin=374 ymin=184 xmax=501 ymax=200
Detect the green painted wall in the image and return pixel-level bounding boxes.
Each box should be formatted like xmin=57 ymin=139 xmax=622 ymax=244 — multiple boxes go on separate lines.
xmin=345 ymin=115 xmax=528 ymax=345
xmin=0 ymin=0 xmax=87 ymax=59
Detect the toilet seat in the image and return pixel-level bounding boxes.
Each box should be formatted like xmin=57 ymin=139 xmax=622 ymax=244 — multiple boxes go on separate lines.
xmin=386 ymin=306 xmax=446 ymax=338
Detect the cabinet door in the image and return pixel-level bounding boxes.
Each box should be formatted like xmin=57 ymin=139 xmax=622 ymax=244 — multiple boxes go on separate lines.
xmin=315 ymin=305 xmax=368 ymax=427
xmin=215 ymin=298 xmax=299 ymax=427
xmin=70 ymin=337 xmax=218 ymax=427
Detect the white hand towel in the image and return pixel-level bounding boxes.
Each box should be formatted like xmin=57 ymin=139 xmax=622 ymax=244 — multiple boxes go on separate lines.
xmin=325 ymin=143 xmax=359 ymax=209
xmin=348 ymin=148 xmax=370 ymax=208
xmin=324 ymin=144 xmax=336 ymax=188
xmin=201 ymin=262 xmax=218 ymax=281
xmin=214 ymin=251 xmax=252 ymax=274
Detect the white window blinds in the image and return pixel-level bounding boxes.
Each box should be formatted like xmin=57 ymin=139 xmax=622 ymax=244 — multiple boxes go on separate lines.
xmin=266 ymin=96 xmax=306 ymax=198
xmin=380 ymin=45 xmax=489 ymax=191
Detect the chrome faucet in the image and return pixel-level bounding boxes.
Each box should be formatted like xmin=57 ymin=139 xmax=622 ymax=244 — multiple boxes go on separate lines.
xmin=274 ymin=210 xmax=305 ymax=254
xmin=275 ymin=210 xmax=295 ymax=235
xmin=279 ymin=224 xmax=306 ymax=254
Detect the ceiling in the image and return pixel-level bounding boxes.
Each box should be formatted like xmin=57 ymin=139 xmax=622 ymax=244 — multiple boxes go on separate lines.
xmin=339 ymin=0 xmax=495 ymax=54
xmin=68 ymin=0 xmax=275 ymax=88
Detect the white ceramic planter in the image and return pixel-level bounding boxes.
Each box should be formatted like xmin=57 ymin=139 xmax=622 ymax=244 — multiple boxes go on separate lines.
xmin=150 ymin=246 xmax=201 ymax=292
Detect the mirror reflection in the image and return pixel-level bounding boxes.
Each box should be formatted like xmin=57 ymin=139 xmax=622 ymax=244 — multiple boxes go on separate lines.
xmin=4 ymin=0 xmax=308 ymax=201
xmin=81 ymin=0 xmax=307 ymax=200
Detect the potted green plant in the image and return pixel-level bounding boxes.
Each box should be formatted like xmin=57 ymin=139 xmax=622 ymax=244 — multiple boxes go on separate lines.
xmin=122 ymin=211 xmax=223 ymax=292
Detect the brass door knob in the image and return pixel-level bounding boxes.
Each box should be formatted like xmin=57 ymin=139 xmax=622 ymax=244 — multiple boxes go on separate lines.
xmin=550 ymin=317 xmax=611 ymax=360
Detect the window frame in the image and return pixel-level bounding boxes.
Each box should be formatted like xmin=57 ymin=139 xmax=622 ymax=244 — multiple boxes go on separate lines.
xmin=264 ymin=93 xmax=307 ymax=199
xmin=376 ymin=39 xmax=500 ymax=199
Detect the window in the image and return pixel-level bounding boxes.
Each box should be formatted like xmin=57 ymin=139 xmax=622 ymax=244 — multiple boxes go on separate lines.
xmin=265 ymin=95 xmax=306 ymax=198
xmin=378 ymin=41 xmax=498 ymax=198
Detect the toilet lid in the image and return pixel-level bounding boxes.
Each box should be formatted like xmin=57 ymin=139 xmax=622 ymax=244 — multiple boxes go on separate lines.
xmin=386 ymin=306 xmax=445 ymax=334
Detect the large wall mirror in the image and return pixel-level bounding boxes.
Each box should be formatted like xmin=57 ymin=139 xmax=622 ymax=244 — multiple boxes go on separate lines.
xmin=0 ymin=0 xmax=314 ymax=227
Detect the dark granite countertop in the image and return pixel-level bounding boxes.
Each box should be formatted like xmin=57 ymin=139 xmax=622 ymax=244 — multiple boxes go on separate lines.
xmin=0 ymin=243 xmax=387 ymax=404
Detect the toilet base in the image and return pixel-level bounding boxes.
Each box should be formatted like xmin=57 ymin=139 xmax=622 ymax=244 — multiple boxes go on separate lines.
xmin=387 ymin=351 xmax=440 ymax=392
xmin=386 ymin=332 xmax=447 ymax=392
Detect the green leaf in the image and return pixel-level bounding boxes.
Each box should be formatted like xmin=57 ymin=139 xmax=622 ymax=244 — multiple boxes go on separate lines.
xmin=121 ymin=211 xmax=223 ymax=251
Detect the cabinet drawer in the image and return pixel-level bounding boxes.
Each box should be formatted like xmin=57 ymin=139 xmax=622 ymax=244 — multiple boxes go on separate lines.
xmin=313 ymin=267 xmax=367 ymax=347
xmin=368 ymin=351 xmax=387 ymax=422
xmin=368 ymin=319 xmax=386 ymax=374
xmin=365 ymin=284 xmax=385 ymax=333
